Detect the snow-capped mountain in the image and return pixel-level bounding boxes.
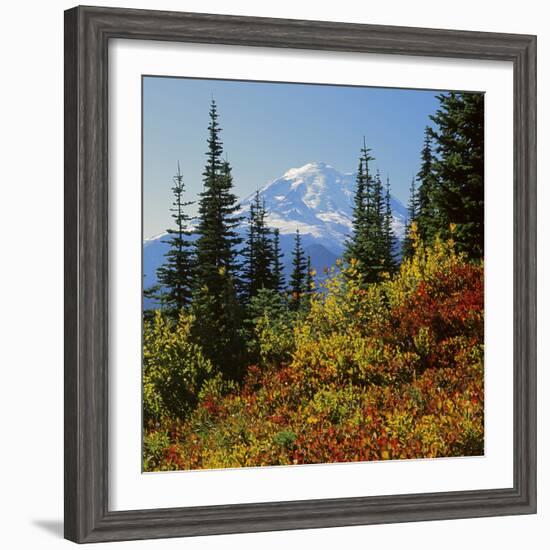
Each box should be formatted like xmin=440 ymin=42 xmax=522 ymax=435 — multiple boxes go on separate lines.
xmin=238 ymin=161 xmax=407 ymax=253
xmin=143 ymin=162 xmax=407 ymax=297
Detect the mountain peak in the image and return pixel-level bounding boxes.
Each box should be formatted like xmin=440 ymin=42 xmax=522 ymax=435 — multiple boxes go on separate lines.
xmin=282 ymin=161 xmax=334 ymax=179
xmin=238 ymin=162 xmax=407 ymax=254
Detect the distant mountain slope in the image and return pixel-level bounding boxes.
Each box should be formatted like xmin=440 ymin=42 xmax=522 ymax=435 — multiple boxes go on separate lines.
xmin=238 ymin=161 xmax=407 ymax=254
xmin=143 ymin=162 xmax=408 ymax=302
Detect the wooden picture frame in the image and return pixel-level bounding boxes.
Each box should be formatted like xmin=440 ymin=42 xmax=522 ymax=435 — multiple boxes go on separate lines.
xmin=64 ymin=5 xmax=537 ymax=543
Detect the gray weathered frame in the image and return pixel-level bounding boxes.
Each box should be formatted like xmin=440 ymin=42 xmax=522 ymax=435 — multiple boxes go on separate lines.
xmin=64 ymin=5 xmax=537 ymax=543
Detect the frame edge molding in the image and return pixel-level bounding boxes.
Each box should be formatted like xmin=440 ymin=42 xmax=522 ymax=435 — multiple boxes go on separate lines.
xmin=64 ymin=5 xmax=537 ymax=543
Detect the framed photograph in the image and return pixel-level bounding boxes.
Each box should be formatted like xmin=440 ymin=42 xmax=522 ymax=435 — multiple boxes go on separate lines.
xmin=64 ymin=6 xmax=536 ymax=543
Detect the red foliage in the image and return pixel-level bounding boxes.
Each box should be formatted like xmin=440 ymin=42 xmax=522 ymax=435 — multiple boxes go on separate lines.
xmin=144 ymin=262 xmax=485 ymax=471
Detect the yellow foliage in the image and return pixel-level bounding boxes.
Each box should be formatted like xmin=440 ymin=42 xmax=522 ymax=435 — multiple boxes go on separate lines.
xmin=143 ymin=233 xmax=485 ymax=471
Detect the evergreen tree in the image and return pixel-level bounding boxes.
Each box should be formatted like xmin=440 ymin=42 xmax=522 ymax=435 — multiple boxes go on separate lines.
xmin=428 ymin=92 xmax=484 ymax=259
xmin=242 ymin=194 xmax=258 ymax=299
xmin=271 ymin=228 xmax=285 ymax=294
xmin=192 ymin=99 xmax=244 ymax=378
xmin=242 ymin=190 xmax=277 ymax=300
xmin=369 ymin=169 xmax=386 ymax=278
xmin=154 ymin=162 xmax=194 ymax=318
xmin=289 ymin=229 xmax=307 ymax=310
xmin=415 ymin=127 xmax=437 ymax=243
xmin=194 ymin=101 xmax=242 ymax=287
xmin=402 ymin=176 xmax=420 ymax=259
xmin=382 ymin=175 xmax=396 ymax=272
xmin=344 ymin=138 xmax=374 ymax=273
xmin=345 ymin=139 xmax=391 ymax=283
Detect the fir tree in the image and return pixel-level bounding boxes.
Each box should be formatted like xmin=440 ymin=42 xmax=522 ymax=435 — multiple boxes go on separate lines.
xmin=344 ymin=139 xmax=391 ymax=283
xmin=242 ymin=190 xmax=277 ymax=300
xmin=289 ymin=229 xmax=307 ymax=310
xmin=154 ymin=162 xmax=194 ymax=318
xmin=194 ymin=101 xmax=242 ymax=287
xmin=382 ymin=175 xmax=396 ymax=272
xmin=369 ymin=169 xmax=386 ymax=278
xmin=242 ymin=192 xmax=258 ymax=299
xmin=402 ymin=176 xmax=420 ymax=259
xmin=428 ymin=92 xmax=484 ymax=259
xmin=415 ymin=127 xmax=437 ymax=243
xmin=271 ymin=228 xmax=285 ymax=294
xmin=192 ymin=99 xmax=244 ymax=378
xmin=344 ymin=138 xmax=374 ymax=273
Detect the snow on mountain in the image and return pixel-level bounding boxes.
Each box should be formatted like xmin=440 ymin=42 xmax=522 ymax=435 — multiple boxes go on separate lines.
xmin=238 ymin=161 xmax=407 ymax=255
xmin=143 ymin=162 xmax=408 ymax=298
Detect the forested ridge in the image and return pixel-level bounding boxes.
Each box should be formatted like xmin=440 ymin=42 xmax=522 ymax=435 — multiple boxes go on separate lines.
xmin=143 ymin=92 xmax=485 ymax=471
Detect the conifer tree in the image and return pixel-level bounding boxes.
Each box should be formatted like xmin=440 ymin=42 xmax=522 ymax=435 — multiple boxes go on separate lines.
xmin=402 ymin=176 xmax=420 ymax=259
xmin=369 ymin=169 xmax=386 ymax=278
xmin=242 ymin=190 xmax=277 ymax=300
xmin=153 ymin=162 xmax=194 ymax=318
xmin=289 ymin=229 xmax=307 ymax=310
xmin=192 ymin=99 xmax=244 ymax=378
xmin=382 ymin=175 xmax=396 ymax=272
xmin=194 ymin=101 xmax=242 ymax=286
xmin=242 ymin=192 xmax=258 ymax=299
xmin=428 ymin=92 xmax=484 ymax=259
xmin=345 ymin=139 xmax=393 ymax=283
xmin=415 ymin=127 xmax=437 ymax=243
xmin=344 ymin=139 xmax=374 ymax=272
xmin=271 ymin=228 xmax=285 ymax=294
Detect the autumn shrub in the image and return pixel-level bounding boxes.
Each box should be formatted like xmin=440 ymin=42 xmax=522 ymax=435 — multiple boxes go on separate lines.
xmin=143 ymin=310 xmax=213 ymax=425
xmin=143 ymin=233 xmax=484 ymax=471
xmin=245 ymin=288 xmax=295 ymax=368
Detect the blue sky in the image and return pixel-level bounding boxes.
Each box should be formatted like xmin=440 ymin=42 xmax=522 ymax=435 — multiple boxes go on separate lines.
xmin=143 ymin=76 xmax=440 ymax=238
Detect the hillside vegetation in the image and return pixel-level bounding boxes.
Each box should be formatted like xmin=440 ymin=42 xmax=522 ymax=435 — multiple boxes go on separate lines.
xmin=143 ymin=228 xmax=484 ymax=471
